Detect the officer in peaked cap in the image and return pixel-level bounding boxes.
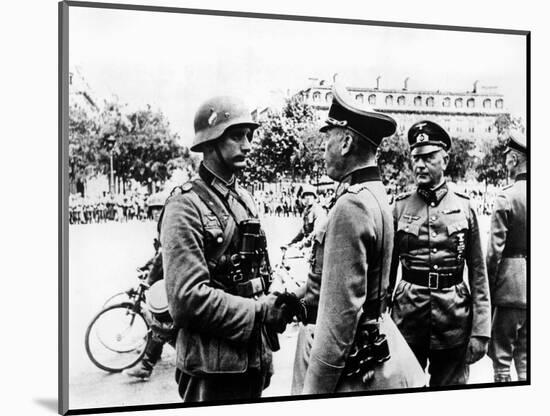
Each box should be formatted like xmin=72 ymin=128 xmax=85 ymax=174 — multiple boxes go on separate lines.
xmin=408 ymin=120 xmax=451 ymax=155
xmin=487 ymin=130 xmax=527 ymax=382
xmin=298 ymin=78 xmax=425 ymax=395
xmin=161 ymin=95 xmax=291 ymax=402
xmin=389 ymin=120 xmax=491 ymax=386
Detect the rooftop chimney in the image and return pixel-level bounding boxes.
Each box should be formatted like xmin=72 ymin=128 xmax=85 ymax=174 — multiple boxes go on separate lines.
xmin=403 ymin=77 xmax=409 ymax=91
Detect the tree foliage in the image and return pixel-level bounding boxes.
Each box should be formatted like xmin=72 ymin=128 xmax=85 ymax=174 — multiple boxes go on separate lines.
xmin=241 ymin=96 xmax=325 ymax=184
xmin=68 ymin=100 xmax=193 ymax=194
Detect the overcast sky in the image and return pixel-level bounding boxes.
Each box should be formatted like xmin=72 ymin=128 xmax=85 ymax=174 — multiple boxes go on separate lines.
xmin=69 ymin=6 xmax=527 ymax=148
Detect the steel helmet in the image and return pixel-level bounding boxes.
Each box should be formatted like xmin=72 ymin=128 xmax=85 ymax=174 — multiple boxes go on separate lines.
xmin=190 ymin=96 xmax=259 ymax=152
xmin=300 ymin=184 xmax=317 ymax=197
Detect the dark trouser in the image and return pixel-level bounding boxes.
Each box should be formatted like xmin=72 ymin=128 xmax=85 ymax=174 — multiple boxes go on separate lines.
xmin=410 ymin=343 xmax=469 ymax=387
xmin=142 ymin=323 xmax=177 ymax=370
xmin=489 ymin=306 xmax=527 ymax=381
xmin=175 ymin=368 xmax=271 ymax=402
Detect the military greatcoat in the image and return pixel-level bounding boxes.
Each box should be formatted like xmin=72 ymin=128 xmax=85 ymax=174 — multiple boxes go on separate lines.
xmin=301 ymin=167 xmax=425 ymax=395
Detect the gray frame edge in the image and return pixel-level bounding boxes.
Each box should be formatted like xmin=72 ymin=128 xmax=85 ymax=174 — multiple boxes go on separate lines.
xmin=59 ymin=1 xmax=70 ymax=415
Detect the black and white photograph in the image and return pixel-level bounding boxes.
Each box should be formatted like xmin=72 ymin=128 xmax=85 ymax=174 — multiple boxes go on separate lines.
xmin=58 ymin=1 xmax=532 ymax=414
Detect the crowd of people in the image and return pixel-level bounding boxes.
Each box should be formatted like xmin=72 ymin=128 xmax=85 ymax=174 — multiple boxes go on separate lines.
xmin=69 ymin=192 xmax=165 ymax=224
xmin=252 ymin=187 xmax=334 ymax=217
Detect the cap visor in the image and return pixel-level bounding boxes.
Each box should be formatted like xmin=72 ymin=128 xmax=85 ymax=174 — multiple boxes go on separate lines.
xmin=411 ymin=144 xmax=444 ymax=156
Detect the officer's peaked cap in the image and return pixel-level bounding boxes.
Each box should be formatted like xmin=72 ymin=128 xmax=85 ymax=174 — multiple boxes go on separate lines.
xmin=408 ymin=120 xmax=451 ymax=156
xmin=504 ymin=130 xmax=527 ymax=155
xmin=320 ymin=76 xmax=397 ymax=147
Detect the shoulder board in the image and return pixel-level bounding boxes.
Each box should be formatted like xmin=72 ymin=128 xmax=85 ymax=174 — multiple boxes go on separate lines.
xmin=502 ymin=184 xmax=513 ymax=190
xmin=395 ymin=192 xmax=412 ymax=201
xmin=453 ymin=190 xmax=470 ymax=200
xmin=347 ymin=183 xmax=368 ymax=194
xmin=169 ymin=182 xmax=193 ymax=197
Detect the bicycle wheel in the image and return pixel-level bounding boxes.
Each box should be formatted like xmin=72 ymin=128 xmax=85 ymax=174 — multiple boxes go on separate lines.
xmin=85 ymin=302 xmax=151 ymax=372
xmin=102 ymin=291 xmax=132 ymax=309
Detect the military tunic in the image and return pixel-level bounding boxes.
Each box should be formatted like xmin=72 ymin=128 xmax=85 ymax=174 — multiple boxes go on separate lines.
xmin=486 ymin=173 xmax=527 ymax=380
xmin=301 ymin=167 xmax=425 ymax=395
xmin=390 ymin=182 xmax=491 ymax=385
xmin=161 ymin=163 xmax=273 ymax=402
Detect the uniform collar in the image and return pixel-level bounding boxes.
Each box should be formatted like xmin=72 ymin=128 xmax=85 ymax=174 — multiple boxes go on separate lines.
xmin=516 ymin=172 xmax=527 ymax=181
xmin=417 ymin=180 xmax=448 ymax=205
xmin=333 ymin=166 xmax=380 ymax=204
xmin=199 ymin=163 xmax=236 ymax=198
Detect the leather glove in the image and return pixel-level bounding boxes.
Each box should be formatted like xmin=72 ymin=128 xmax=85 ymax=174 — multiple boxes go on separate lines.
xmin=256 ymin=293 xmax=289 ymax=333
xmin=465 ymin=336 xmax=489 ymax=364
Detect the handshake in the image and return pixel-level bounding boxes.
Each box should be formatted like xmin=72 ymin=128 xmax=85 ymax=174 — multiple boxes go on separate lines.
xmin=257 ymin=291 xmax=307 ymax=334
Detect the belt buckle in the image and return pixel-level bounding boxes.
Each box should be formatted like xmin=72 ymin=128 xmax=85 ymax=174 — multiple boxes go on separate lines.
xmin=428 ymin=272 xmax=439 ymax=289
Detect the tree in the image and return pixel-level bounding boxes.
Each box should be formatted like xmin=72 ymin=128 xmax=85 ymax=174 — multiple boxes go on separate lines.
xmin=97 ymin=103 xmax=187 ymax=192
xmin=68 ymin=104 xmax=102 ymax=193
xmin=69 ymin=98 xmax=193 ymax=195
xmin=377 ymin=132 xmax=413 ymax=192
xmin=447 ymin=136 xmax=476 ymax=181
xmin=241 ymin=96 xmax=324 ymax=184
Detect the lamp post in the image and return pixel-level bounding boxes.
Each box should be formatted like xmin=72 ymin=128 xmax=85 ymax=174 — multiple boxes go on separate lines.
xmin=104 ymin=135 xmax=117 ymax=194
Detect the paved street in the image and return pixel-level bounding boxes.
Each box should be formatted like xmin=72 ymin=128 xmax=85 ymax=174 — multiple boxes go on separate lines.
xmin=68 ymin=214 xmax=498 ymax=411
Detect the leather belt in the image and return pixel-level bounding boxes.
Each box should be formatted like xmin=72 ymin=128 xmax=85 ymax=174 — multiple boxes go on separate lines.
xmin=402 ymin=269 xmax=462 ymax=290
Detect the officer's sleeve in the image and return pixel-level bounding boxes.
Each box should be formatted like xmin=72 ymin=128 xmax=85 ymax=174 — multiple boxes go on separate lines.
xmin=388 ymin=203 xmax=400 ymax=296
xmin=465 ymin=203 xmax=491 ymax=339
xmin=303 ymin=195 xmax=369 ymax=394
xmin=486 ymin=194 xmax=510 ymax=296
xmin=160 ymin=194 xmax=257 ymax=345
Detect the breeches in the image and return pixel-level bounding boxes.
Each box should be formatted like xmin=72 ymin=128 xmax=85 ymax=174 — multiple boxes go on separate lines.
xmin=489 ymin=306 xmax=527 ymax=380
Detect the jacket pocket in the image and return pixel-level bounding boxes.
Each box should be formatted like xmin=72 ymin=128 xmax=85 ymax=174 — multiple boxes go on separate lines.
xmin=447 ymin=219 xmax=468 ymax=236
xmin=181 ymin=329 xmax=248 ymax=375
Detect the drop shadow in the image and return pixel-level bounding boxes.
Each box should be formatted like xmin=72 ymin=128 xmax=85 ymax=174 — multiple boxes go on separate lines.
xmin=34 ymin=398 xmax=58 ymax=413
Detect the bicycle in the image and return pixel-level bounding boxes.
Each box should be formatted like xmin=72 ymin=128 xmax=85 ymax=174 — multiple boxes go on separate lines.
xmin=84 ymin=268 xmax=152 ymax=373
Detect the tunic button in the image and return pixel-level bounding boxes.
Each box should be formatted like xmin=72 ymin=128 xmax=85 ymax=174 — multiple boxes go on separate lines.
xmin=432 ymin=248 xmax=437 ymax=253
xmin=216 ymin=237 xmax=223 ymax=244
xmin=430 ymin=202 xmax=436 ymax=207
xmin=432 ymin=232 xmax=437 ymax=238
xmin=433 ymin=265 xmax=439 ymax=270
xmin=431 ymin=216 xmax=436 ymax=221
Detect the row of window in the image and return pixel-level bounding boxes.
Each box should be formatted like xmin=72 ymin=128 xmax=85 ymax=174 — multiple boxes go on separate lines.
xmin=311 ymin=91 xmax=504 ymax=109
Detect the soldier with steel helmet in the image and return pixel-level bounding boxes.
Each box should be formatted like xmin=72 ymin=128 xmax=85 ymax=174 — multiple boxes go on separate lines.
xmin=298 ymin=80 xmax=425 ymax=395
xmin=288 ymin=184 xmax=326 ymax=249
xmin=389 ymin=120 xmax=491 ymax=386
xmin=487 ymin=131 xmax=528 ymax=383
xmin=160 ymin=96 xmax=291 ymax=402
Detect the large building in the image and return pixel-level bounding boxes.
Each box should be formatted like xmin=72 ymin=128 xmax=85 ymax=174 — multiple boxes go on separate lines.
xmin=296 ymin=78 xmax=509 ymax=140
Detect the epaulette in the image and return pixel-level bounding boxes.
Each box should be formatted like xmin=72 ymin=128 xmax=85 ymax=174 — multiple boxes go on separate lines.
xmin=502 ymin=184 xmax=513 ymax=191
xmin=347 ymin=183 xmax=368 ymax=194
xmin=170 ymin=182 xmax=193 ymax=196
xmin=453 ymin=190 xmax=470 ymax=200
xmin=395 ymin=191 xmax=412 ymax=201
